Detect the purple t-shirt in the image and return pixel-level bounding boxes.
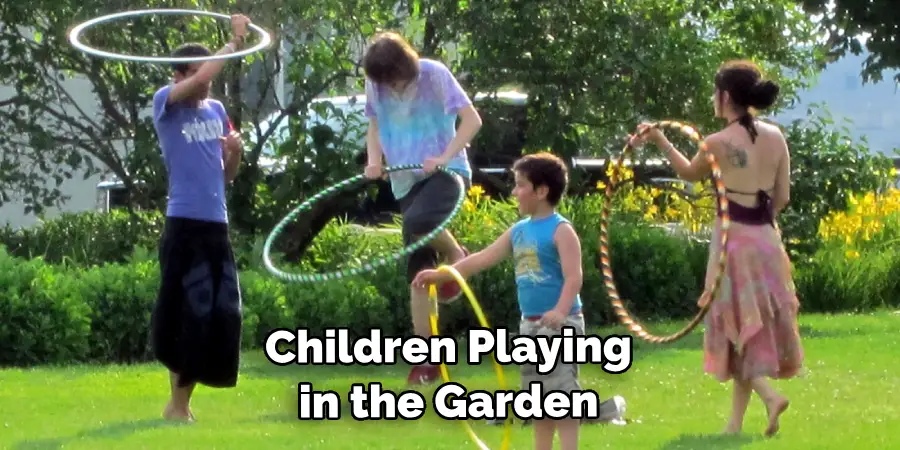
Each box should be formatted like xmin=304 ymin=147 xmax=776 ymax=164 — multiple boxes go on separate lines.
xmin=365 ymin=58 xmax=473 ymax=199
xmin=152 ymin=85 xmax=230 ymax=224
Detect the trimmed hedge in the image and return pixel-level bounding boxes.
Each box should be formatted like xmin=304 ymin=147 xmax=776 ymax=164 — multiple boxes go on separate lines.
xmin=5 ymin=179 xmax=900 ymax=367
xmin=0 ymin=217 xmax=714 ymax=367
xmin=3 ymin=213 xmax=900 ymax=368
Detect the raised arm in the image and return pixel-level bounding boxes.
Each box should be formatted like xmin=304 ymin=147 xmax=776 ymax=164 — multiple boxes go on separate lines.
xmin=166 ymin=14 xmax=250 ymax=104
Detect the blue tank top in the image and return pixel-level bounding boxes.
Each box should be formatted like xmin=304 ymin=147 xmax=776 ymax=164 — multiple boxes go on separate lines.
xmin=510 ymin=212 xmax=583 ymax=317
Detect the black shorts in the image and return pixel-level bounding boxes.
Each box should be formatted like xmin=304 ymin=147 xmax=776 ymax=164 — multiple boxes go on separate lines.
xmin=150 ymin=217 xmax=242 ymax=388
xmin=397 ymin=171 xmax=470 ymax=282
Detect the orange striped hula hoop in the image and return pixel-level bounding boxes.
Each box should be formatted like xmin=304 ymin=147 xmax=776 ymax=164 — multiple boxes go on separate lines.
xmin=598 ymin=120 xmax=730 ymax=344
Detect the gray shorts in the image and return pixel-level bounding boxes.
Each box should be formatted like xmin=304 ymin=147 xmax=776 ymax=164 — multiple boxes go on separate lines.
xmin=396 ymin=171 xmax=470 ymax=282
xmin=519 ymin=314 xmax=585 ymax=393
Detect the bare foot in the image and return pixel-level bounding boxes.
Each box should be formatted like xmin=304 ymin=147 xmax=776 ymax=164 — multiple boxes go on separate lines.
xmin=764 ymin=397 xmax=789 ymax=437
xmin=163 ymin=402 xmax=194 ymax=423
xmin=722 ymin=422 xmax=742 ymax=435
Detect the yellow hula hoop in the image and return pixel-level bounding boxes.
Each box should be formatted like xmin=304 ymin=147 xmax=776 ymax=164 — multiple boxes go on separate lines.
xmin=428 ymin=265 xmax=512 ymax=450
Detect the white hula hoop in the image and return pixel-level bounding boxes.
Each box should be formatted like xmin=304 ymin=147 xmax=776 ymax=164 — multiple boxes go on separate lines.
xmin=68 ymin=9 xmax=272 ymax=63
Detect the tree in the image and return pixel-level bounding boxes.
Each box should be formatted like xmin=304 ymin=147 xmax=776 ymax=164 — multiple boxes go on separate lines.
xmin=418 ymin=0 xmax=827 ymax=169
xmin=800 ymin=0 xmax=900 ymax=83
xmin=778 ymin=104 xmax=895 ymax=257
xmin=0 ymin=0 xmax=397 ymax=253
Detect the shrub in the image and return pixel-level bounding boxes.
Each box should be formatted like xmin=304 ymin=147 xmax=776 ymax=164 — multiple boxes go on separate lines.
xmin=795 ymin=246 xmax=900 ymax=313
xmin=0 ymin=246 xmax=91 ymax=366
xmin=238 ymin=269 xmax=291 ymax=349
xmin=2 ymin=184 xmax=896 ymax=368
xmin=77 ymin=257 xmax=160 ymax=362
xmin=293 ymin=185 xmax=712 ymax=331
xmin=596 ymin=164 xmax=717 ymax=237
xmin=777 ymin=107 xmax=896 ymax=257
xmin=818 ymin=188 xmax=900 ymax=252
xmin=792 ymin=187 xmax=900 ymax=313
xmin=0 ymin=209 xmax=164 ymax=267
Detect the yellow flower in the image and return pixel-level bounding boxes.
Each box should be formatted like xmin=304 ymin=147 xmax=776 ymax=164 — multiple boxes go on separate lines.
xmin=468 ymin=185 xmax=485 ymax=199
xmin=606 ymin=163 xmax=633 ymax=182
xmin=643 ymin=205 xmax=659 ymax=221
xmin=818 ymin=187 xmax=900 ymax=246
xmin=845 ymin=249 xmax=860 ymax=259
xmin=596 ymin=180 xmax=607 ymax=190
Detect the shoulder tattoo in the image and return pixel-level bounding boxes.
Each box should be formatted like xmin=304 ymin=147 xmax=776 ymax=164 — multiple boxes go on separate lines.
xmin=724 ymin=140 xmax=748 ymax=168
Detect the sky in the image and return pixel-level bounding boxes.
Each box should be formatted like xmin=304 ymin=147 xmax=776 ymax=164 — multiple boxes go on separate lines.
xmin=770 ymin=50 xmax=900 ymax=156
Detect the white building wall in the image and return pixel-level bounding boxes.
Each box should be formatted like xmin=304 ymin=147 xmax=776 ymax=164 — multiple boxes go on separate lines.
xmin=0 ymin=74 xmax=113 ymax=230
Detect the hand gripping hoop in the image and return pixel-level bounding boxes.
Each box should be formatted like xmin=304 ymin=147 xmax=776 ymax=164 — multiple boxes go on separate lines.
xmin=68 ymin=9 xmax=273 ymax=63
xmin=428 ymin=265 xmax=512 ymax=450
xmin=263 ymin=165 xmax=465 ymax=283
xmin=599 ymin=121 xmax=731 ymax=343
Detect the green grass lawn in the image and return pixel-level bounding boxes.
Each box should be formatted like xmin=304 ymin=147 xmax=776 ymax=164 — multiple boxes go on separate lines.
xmin=1 ymin=311 xmax=898 ymax=449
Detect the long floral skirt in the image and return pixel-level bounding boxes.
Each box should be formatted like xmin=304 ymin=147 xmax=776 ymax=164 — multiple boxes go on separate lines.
xmin=701 ymin=220 xmax=804 ymax=382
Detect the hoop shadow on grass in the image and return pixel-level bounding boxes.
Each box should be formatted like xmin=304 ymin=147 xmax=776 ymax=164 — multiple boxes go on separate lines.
xmin=14 ymin=418 xmax=176 ymax=450
xmin=658 ymin=432 xmax=757 ymax=450
xmin=615 ymin=323 xmax=706 ymax=359
xmin=797 ymin=323 xmax=872 ymax=340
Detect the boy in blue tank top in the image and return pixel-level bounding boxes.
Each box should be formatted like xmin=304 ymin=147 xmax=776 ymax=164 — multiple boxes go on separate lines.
xmin=413 ymin=152 xmax=594 ymax=449
xmin=148 ymin=14 xmax=250 ymax=423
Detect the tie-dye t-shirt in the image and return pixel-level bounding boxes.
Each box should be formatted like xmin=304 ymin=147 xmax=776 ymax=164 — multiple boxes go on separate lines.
xmin=365 ymin=58 xmax=473 ymax=200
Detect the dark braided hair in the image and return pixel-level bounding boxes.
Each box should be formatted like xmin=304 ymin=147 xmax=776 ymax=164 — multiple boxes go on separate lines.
xmin=714 ymin=60 xmax=780 ymax=143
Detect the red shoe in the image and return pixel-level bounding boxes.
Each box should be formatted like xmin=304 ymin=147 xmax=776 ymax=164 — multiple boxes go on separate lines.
xmin=407 ymin=364 xmax=441 ymax=385
xmin=437 ymin=247 xmax=468 ymax=304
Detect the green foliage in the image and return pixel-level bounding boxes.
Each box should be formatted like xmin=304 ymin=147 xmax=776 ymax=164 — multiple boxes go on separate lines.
xmin=77 ymin=259 xmax=160 ymax=362
xmin=793 ymin=185 xmax=900 ymax=313
xmin=801 ymin=0 xmax=900 ymax=83
xmin=0 ymin=0 xmax=400 ymax=234
xmin=794 ymin=246 xmax=900 ymax=313
xmin=0 ymin=0 xmax=232 ymax=214
xmin=776 ymin=105 xmax=895 ymax=257
xmin=0 ymin=248 xmax=91 ymax=366
xmin=0 ymin=209 xmax=164 ymax=266
xmin=2 ymin=0 xmax=832 ymax=243
xmin=435 ymin=0 xmax=825 ymax=166
xmin=3 ymin=188 xmax=900 ymax=367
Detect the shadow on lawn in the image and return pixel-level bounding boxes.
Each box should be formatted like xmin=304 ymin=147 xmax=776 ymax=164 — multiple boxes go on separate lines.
xmin=240 ymin=351 xmax=505 ymax=384
xmin=241 ymin=357 xmax=410 ymax=380
xmin=797 ymin=323 xmax=872 ymax=339
xmin=626 ymin=330 xmax=705 ymax=359
xmin=658 ymin=432 xmax=758 ymax=449
xmin=610 ymin=317 xmax=874 ymax=362
xmin=14 ymin=418 xmax=177 ymax=450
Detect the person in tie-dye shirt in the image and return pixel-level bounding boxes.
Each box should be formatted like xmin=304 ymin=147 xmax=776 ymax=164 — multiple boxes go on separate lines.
xmin=361 ymin=32 xmax=483 ymax=385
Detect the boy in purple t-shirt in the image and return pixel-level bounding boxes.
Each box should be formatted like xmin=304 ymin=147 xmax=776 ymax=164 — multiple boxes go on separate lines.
xmin=148 ymin=14 xmax=250 ymax=422
xmin=361 ymin=32 xmax=483 ymax=385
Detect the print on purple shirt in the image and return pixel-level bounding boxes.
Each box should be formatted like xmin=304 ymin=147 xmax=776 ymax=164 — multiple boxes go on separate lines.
xmin=365 ymin=58 xmax=474 ymax=200
xmin=152 ymin=84 xmax=230 ymax=224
